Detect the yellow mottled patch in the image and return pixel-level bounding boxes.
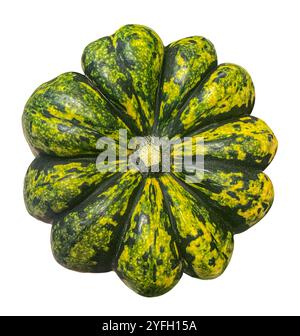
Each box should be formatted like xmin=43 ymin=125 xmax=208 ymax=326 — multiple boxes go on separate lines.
xmin=187 ymin=230 xmax=233 ymax=278
xmin=181 ymin=97 xmax=200 ymax=128
xmin=237 ymin=173 xmax=274 ymax=225
xmin=124 ymin=96 xmax=141 ymax=128
xmin=67 ymin=217 xmax=118 ymax=267
xmin=163 ymin=81 xmax=181 ymax=106
xmin=176 ymin=53 xmax=186 ymax=67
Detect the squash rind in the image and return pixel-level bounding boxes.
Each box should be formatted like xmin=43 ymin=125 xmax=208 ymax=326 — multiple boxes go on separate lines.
xmin=23 ymin=24 xmax=277 ymax=297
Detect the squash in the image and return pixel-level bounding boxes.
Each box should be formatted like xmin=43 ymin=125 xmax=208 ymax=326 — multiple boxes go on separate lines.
xmin=23 ymin=24 xmax=277 ymax=297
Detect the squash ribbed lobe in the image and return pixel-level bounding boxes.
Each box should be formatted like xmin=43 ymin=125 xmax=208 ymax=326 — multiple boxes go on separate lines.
xmin=23 ymin=24 xmax=278 ymax=297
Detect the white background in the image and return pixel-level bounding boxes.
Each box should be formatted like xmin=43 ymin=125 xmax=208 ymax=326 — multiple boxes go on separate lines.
xmin=0 ymin=0 xmax=299 ymax=316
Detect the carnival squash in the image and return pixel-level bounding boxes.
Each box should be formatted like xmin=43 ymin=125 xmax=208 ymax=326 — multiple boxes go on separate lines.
xmin=23 ymin=24 xmax=277 ymax=297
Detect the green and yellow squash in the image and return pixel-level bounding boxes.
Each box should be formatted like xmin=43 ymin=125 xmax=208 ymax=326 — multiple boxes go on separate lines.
xmin=23 ymin=24 xmax=277 ymax=297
